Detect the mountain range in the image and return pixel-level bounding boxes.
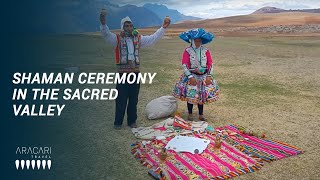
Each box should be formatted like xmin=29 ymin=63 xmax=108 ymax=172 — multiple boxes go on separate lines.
xmin=13 ymin=1 xmax=320 ymax=34
xmin=143 ymin=3 xmax=201 ymax=23
xmin=253 ymin=6 xmax=320 ymax=14
xmin=166 ymin=6 xmax=320 ymax=36
xmin=14 ymin=0 xmax=201 ymax=34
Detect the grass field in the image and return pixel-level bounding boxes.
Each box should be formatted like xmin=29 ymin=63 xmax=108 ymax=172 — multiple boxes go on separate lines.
xmin=34 ymin=34 xmax=320 ymax=179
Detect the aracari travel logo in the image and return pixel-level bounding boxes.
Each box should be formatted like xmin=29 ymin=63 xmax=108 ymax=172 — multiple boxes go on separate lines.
xmin=15 ymin=146 xmax=52 ymax=170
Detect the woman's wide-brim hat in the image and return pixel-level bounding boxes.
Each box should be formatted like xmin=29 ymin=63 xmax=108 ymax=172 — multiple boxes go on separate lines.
xmin=179 ymin=28 xmax=214 ymax=44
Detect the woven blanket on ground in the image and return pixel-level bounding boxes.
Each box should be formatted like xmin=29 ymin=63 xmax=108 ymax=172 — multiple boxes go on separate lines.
xmin=131 ymin=124 xmax=303 ymax=180
xmin=217 ymin=125 xmax=303 ymax=162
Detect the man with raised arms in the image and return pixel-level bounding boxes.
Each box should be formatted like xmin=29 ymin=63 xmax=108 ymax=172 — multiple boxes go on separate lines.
xmin=100 ymin=8 xmax=171 ymax=129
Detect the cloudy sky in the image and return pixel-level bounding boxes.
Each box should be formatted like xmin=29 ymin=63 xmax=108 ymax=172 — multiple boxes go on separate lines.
xmin=108 ymin=0 xmax=320 ymax=19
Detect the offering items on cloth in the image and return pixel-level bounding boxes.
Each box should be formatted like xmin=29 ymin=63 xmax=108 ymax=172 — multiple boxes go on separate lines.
xmin=132 ymin=124 xmax=303 ymax=179
xmin=131 ymin=116 xmax=208 ymax=139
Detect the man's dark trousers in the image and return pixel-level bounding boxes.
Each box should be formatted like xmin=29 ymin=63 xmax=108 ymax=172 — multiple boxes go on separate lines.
xmin=114 ymin=73 xmax=140 ymax=126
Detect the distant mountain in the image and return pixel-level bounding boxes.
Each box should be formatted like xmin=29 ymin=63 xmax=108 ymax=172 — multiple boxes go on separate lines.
xmin=171 ymin=11 xmax=320 ymax=31
xmin=12 ymin=0 xmax=100 ymax=34
xmin=143 ymin=3 xmax=201 ymax=23
xmin=15 ymin=0 xmax=162 ymax=34
xmin=300 ymin=9 xmax=320 ymax=13
xmin=253 ymin=7 xmax=286 ymax=14
xmin=72 ymin=0 xmax=162 ymax=31
xmin=102 ymin=4 xmax=162 ymax=30
xmin=253 ymin=6 xmax=320 ymax=14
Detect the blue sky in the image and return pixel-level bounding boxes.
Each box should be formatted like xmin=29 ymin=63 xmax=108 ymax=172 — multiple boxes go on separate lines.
xmin=107 ymin=0 xmax=320 ymax=19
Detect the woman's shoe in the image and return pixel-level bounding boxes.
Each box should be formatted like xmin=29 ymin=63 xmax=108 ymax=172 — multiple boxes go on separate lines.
xmin=187 ymin=114 xmax=194 ymax=121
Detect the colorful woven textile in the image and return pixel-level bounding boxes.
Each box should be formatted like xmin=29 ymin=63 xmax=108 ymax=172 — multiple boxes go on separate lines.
xmin=131 ymin=124 xmax=303 ymax=180
xmin=216 ymin=125 xmax=303 ymax=162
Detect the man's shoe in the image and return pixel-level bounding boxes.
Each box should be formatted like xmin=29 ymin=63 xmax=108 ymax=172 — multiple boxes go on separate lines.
xmin=199 ymin=115 xmax=207 ymax=121
xmin=114 ymin=125 xmax=122 ymax=130
xmin=129 ymin=123 xmax=137 ymax=128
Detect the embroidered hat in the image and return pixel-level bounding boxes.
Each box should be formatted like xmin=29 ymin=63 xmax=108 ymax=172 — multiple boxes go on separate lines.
xmin=120 ymin=16 xmax=139 ymax=36
xmin=179 ymin=28 xmax=214 ymax=44
xmin=121 ymin=16 xmax=133 ymax=30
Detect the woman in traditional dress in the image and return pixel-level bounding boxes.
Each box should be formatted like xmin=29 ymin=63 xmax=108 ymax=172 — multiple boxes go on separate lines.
xmin=173 ymin=28 xmax=219 ymax=121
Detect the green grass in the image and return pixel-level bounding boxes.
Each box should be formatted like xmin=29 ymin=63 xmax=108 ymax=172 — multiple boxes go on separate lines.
xmin=31 ymin=34 xmax=320 ymax=179
xmin=220 ymin=78 xmax=294 ymax=107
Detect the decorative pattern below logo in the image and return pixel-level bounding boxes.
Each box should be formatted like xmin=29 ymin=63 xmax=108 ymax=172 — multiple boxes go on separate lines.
xmin=15 ymin=160 xmax=51 ymax=170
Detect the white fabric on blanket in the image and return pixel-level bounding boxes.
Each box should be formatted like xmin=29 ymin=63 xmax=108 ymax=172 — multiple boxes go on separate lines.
xmin=165 ymin=136 xmax=210 ymax=154
xmin=131 ymin=117 xmax=208 ymax=139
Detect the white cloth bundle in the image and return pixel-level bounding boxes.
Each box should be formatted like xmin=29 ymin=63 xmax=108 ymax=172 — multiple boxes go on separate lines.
xmin=145 ymin=96 xmax=178 ymax=120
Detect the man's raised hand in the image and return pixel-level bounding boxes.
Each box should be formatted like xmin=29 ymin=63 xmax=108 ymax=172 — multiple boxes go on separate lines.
xmin=100 ymin=8 xmax=107 ymax=25
xmin=162 ymin=16 xmax=171 ymax=28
